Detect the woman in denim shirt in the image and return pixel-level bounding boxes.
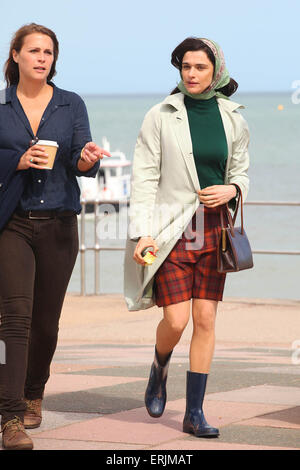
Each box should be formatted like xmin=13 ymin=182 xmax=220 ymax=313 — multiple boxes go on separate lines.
xmin=0 ymin=23 xmax=110 ymax=450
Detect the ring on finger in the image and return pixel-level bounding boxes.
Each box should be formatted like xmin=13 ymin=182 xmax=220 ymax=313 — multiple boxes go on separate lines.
xmin=30 ymin=158 xmax=34 ymax=162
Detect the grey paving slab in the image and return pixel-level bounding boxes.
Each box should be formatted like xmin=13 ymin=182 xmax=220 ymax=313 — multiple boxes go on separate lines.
xmin=43 ymin=389 xmax=145 ymax=415
xmin=239 ymin=406 xmax=300 ymax=429
xmin=212 ymin=360 xmax=277 ymax=369
xmin=64 ymin=363 xmax=188 ymax=379
xmin=226 ymin=348 xmax=295 ymax=357
xmin=245 ymin=366 xmax=300 ymax=376
xmin=26 ymin=410 xmax=101 ymax=432
xmin=207 ymin=385 xmax=300 ymax=406
xmin=204 ymin=424 xmax=300 ymax=449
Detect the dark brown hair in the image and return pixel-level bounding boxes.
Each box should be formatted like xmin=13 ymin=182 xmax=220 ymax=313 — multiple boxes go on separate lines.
xmin=170 ymin=37 xmax=238 ymax=96
xmin=4 ymin=23 xmax=59 ymax=86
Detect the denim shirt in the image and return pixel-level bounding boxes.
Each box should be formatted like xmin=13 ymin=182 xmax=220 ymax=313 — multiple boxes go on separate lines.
xmin=0 ymin=83 xmax=99 ymax=227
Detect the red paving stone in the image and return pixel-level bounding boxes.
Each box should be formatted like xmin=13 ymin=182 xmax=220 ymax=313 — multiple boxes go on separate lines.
xmin=45 ymin=373 xmax=146 ymax=395
xmin=32 ymin=438 xmax=145 ymax=451
xmin=207 ymin=385 xmax=300 ymax=406
xmin=32 ymin=409 xmax=184 ymax=445
xmin=50 ymin=363 xmax=110 ymax=374
xmin=167 ymin=398 xmax=290 ymax=427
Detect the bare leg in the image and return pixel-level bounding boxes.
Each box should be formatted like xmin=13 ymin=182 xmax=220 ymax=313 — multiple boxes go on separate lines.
xmin=183 ymin=299 xmax=220 ymax=437
xmin=190 ymin=299 xmax=218 ymax=373
xmin=155 ymin=300 xmax=190 ymax=363
xmin=145 ymin=300 xmax=191 ymax=417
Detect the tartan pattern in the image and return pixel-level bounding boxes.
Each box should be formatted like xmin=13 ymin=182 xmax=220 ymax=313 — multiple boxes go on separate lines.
xmin=154 ymin=205 xmax=226 ymax=307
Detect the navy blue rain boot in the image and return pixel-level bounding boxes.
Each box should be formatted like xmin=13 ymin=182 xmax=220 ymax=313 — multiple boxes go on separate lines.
xmin=183 ymin=371 xmax=219 ymax=438
xmin=145 ymin=347 xmax=172 ymax=418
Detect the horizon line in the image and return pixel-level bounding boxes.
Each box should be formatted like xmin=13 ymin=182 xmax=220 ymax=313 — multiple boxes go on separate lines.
xmin=80 ymin=90 xmax=293 ymax=97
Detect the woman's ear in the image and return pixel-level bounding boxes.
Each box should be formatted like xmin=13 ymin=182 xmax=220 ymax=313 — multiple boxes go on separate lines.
xmin=12 ymin=49 xmax=19 ymax=63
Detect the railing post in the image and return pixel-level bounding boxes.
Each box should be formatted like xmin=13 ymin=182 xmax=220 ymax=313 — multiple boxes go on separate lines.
xmin=80 ymin=200 xmax=86 ymax=296
xmin=94 ymin=200 xmax=100 ymax=295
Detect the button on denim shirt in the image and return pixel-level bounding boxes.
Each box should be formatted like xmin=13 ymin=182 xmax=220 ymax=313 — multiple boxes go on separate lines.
xmin=0 ymin=83 xmax=100 ymax=230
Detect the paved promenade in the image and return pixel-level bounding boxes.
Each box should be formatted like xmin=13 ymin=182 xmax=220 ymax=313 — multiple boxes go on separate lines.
xmin=6 ymin=295 xmax=300 ymax=451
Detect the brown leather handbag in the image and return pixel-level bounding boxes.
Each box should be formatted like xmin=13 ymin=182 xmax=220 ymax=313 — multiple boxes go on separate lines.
xmin=217 ymin=186 xmax=254 ymax=273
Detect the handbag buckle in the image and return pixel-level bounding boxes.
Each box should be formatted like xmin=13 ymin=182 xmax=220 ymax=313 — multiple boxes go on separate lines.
xmin=221 ymin=228 xmax=227 ymax=252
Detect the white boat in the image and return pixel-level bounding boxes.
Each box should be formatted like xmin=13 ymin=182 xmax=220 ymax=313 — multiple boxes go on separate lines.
xmin=80 ymin=137 xmax=131 ymax=208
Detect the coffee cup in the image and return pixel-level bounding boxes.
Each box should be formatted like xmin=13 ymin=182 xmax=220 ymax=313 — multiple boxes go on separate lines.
xmin=36 ymin=140 xmax=59 ymax=169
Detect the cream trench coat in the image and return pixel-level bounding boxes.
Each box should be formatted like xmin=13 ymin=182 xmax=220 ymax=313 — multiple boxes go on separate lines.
xmin=124 ymin=92 xmax=250 ymax=311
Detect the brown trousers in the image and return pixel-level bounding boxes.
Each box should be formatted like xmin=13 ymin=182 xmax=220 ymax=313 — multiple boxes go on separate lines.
xmin=0 ymin=213 xmax=78 ymax=424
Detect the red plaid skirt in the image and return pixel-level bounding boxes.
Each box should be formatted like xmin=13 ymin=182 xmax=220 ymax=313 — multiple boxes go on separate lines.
xmin=154 ymin=204 xmax=226 ymax=307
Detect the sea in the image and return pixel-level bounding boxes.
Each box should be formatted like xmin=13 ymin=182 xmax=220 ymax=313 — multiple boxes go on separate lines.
xmin=67 ymin=92 xmax=300 ymax=301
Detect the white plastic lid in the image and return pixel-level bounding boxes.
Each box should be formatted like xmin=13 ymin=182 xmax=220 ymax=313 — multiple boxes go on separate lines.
xmin=36 ymin=140 xmax=59 ymax=147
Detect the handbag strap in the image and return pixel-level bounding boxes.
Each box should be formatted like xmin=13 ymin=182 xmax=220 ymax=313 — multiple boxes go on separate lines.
xmin=220 ymin=184 xmax=244 ymax=235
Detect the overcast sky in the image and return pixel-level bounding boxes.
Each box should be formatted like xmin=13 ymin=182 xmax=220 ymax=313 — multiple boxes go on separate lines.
xmin=0 ymin=0 xmax=299 ymax=94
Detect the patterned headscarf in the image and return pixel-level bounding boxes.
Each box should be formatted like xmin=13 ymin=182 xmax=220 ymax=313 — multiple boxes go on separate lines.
xmin=177 ymin=38 xmax=230 ymax=100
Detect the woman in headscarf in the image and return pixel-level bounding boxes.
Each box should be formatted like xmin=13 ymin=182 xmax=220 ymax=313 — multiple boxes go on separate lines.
xmin=124 ymin=37 xmax=250 ymax=438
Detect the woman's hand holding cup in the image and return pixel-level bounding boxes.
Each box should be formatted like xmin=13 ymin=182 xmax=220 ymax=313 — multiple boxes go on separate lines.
xmin=17 ymin=145 xmax=48 ymax=170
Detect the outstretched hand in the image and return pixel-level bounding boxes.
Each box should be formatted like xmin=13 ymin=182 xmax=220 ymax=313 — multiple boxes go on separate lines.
xmin=80 ymin=142 xmax=111 ymax=164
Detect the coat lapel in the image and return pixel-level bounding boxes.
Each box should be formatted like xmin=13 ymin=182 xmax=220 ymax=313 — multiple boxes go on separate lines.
xmin=164 ymin=94 xmax=200 ymax=192
xmin=217 ymin=97 xmax=243 ymax=158
xmin=217 ymin=98 xmax=245 ymax=181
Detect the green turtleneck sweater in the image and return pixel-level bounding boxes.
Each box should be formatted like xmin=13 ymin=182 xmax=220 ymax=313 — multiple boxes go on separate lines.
xmin=185 ymin=95 xmax=228 ymax=189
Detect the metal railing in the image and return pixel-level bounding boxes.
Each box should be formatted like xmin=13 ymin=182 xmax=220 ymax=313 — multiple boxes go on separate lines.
xmin=79 ymin=199 xmax=128 ymax=296
xmin=243 ymin=201 xmax=300 ymax=255
xmin=78 ymin=200 xmax=300 ymax=295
